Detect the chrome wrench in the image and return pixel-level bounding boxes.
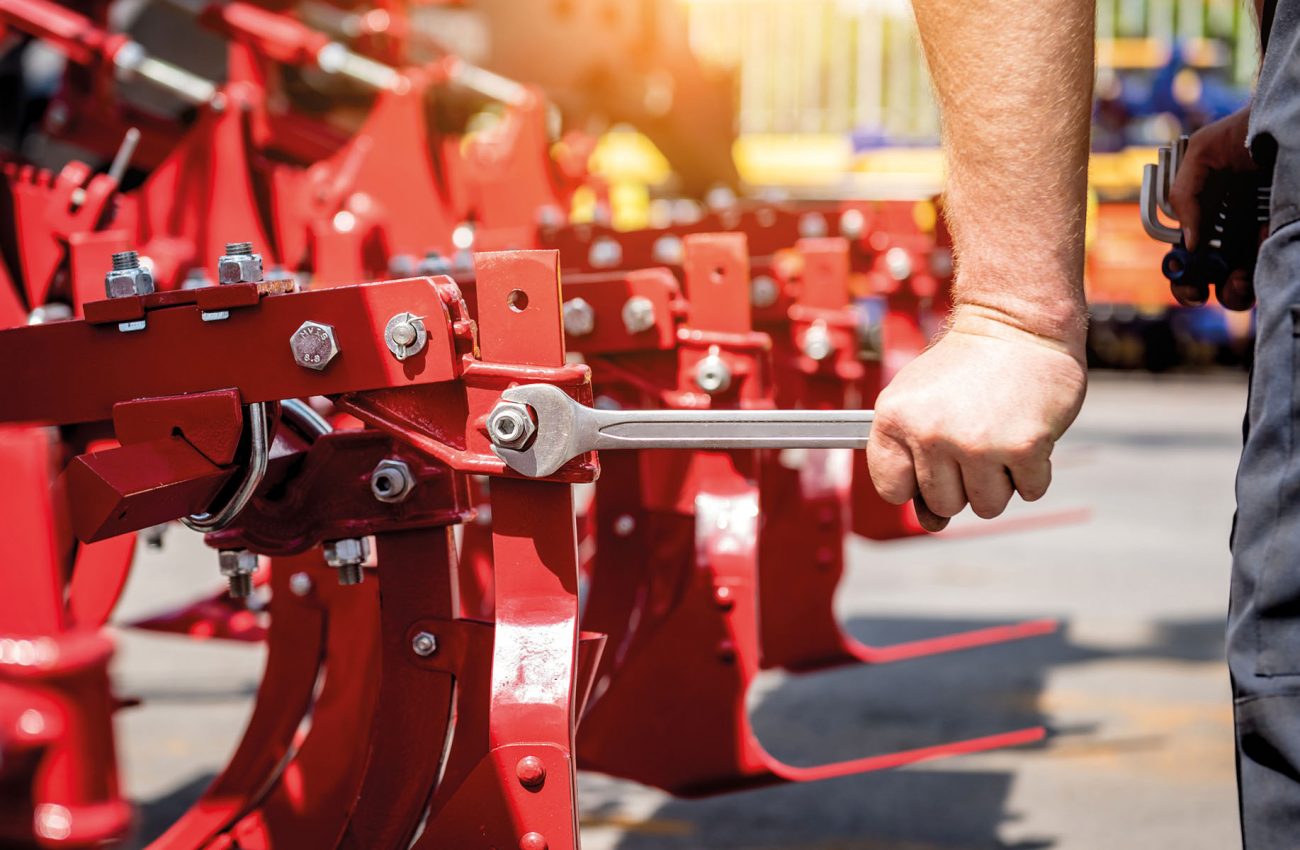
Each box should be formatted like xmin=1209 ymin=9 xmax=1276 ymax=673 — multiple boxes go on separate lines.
xmin=487 ymin=383 xmax=873 ymax=478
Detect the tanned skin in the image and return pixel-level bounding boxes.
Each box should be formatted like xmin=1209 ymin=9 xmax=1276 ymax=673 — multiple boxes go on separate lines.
xmin=867 ymin=0 xmax=1096 ymax=531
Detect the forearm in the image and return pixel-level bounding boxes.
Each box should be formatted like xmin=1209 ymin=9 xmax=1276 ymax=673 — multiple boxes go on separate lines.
xmin=912 ymin=0 xmax=1096 ymax=353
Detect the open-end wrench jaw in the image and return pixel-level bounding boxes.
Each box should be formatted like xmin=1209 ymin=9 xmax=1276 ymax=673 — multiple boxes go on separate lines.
xmin=492 ymin=384 xmax=586 ymax=478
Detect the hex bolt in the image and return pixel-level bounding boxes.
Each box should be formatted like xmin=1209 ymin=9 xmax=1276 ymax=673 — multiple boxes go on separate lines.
xmin=289 ymin=572 xmax=313 ymax=597
xmin=802 ymin=321 xmax=835 ymax=361
xmin=323 ymin=537 xmax=370 ymax=586
xmin=104 ymin=251 xmax=154 ymax=332
xmin=562 ymin=298 xmax=596 ymax=337
xmin=417 ymin=251 xmax=452 ymax=276
xmin=613 ymin=515 xmax=636 ymax=537
xmin=411 ymin=631 xmax=438 ymax=657
xmin=620 ymin=296 xmax=656 ymax=335
xmin=884 ymin=247 xmax=913 ymax=282
xmin=217 ymin=241 xmax=263 ymax=285
xmin=694 ymin=347 xmax=732 ymax=394
xmin=798 ymin=211 xmax=828 ymax=239
xmin=588 ymin=237 xmax=623 ymax=269
xmin=750 ymin=275 xmax=779 ymax=309
xmin=839 ymin=208 xmax=866 ymax=240
xmin=536 ymin=204 xmax=566 ymax=231
xmin=370 ymin=458 xmax=416 ymax=503
xmin=516 ymin=755 xmax=546 ymax=788
xmin=384 ymin=312 xmax=427 ymax=361
xmin=486 ymin=401 xmax=537 ymax=450
xmin=651 ymin=235 xmax=685 ymax=266
xmin=290 ymin=321 xmax=340 ymax=371
xmin=218 ymin=549 xmax=258 ymax=599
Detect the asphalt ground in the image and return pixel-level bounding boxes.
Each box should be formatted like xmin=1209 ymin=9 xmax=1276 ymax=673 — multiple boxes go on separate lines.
xmin=110 ymin=372 xmax=1246 ymax=850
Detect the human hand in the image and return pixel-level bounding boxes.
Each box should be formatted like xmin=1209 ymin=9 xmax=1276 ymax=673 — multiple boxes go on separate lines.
xmin=1168 ymin=107 xmax=1258 ymax=310
xmin=867 ymin=308 xmax=1087 ymax=532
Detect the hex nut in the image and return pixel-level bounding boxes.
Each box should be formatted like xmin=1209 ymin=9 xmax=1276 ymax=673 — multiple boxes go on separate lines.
xmin=218 ymin=549 xmax=258 ymax=576
xmin=588 ymin=237 xmax=623 ymax=269
xmin=802 ymin=322 xmax=835 ymax=361
xmin=324 ymin=537 xmax=370 ymax=567
xmin=411 ymin=631 xmax=438 ymax=657
xmin=370 ymin=459 xmax=416 ymax=503
xmin=291 ymin=321 xmax=340 ymax=371
xmin=651 ymin=235 xmax=685 ymax=266
xmin=486 ymin=401 xmax=537 ymax=450
xmin=562 ymin=298 xmax=596 ymax=337
xmin=218 ymin=252 xmax=264 ymax=284
xmin=621 ymin=296 xmax=656 ymax=335
xmin=695 ymin=352 xmax=733 ymax=394
xmin=750 ymin=275 xmax=779 ymax=309
xmin=884 ymin=247 xmax=913 ymax=282
xmin=838 ymin=208 xmax=866 ymax=240
xmin=104 ymin=266 xmax=154 ymax=299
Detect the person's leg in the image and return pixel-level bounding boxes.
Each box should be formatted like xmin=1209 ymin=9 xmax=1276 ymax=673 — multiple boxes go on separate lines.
xmin=1231 ymin=152 xmax=1300 ymax=850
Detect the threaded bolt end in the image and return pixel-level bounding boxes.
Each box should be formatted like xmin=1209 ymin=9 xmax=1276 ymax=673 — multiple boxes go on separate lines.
xmin=224 ymin=241 xmax=254 ymax=256
xmin=337 ymin=562 xmax=364 ymax=586
xmin=111 ymin=251 xmax=140 ymax=271
xmin=227 ymin=573 xmax=254 ymax=599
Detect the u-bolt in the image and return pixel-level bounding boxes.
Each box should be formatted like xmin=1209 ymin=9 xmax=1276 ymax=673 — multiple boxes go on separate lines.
xmin=181 ymin=402 xmax=271 ymax=533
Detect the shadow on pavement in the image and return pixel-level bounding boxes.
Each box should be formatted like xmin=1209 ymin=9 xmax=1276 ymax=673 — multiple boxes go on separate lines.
xmin=598 ymin=613 xmax=1225 ymax=850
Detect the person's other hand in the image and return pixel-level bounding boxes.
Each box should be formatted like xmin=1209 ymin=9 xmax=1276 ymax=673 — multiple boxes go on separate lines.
xmin=1168 ymin=107 xmax=1258 ymax=311
xmin=867 ymin=309 xmax=1086 ymax=532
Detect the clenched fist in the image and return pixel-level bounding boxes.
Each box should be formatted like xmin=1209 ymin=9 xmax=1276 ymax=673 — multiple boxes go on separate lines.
xmin=867 ymin=309 xmax=1087 ymax=532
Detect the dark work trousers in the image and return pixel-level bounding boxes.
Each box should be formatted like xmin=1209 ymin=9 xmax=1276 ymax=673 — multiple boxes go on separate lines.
xmin=1232 ymin=2 xmax=1300 ymax=845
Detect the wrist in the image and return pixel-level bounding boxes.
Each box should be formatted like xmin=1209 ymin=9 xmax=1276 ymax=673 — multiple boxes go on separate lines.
xmin=947 ymin=299 xmax=1089 ymax=363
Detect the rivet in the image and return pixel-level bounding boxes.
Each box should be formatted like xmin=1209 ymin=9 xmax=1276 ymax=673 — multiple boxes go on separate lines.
xmin=516 ymin=755 xmax=546 ymax=788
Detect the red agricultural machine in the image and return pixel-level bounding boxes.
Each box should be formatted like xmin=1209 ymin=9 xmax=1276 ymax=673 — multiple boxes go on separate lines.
xmin=0 ymin=1 xmax=1080 ymax=846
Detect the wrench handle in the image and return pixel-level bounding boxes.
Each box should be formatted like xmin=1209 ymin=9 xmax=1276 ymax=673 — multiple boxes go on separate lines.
xmin=585 ymin=408 xmax=873 ymax=451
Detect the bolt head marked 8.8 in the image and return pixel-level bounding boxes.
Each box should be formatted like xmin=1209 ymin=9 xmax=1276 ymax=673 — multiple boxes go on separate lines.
xmin=370 ymin=459 xmax=416 ymax=503
xmin=486 ymin=401 xmax=537 ymax=449
xmin=291 ymin=321 xmax=339 ymax=371
xmin=384 ymin=312 xmax=427 ymax=361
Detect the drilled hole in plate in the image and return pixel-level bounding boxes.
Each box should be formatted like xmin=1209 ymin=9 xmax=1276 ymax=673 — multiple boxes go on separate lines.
xmin=508 ymin=289 xmax=529 ymax=312
xmin=711 ymin=266 xmax=726 ymax=285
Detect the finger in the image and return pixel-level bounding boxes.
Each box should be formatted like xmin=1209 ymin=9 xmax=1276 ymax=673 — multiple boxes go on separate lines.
xmin=1218 ymin=269 xmax=1255 ymax=311
xmin=961 ymin=461 xmax=1016 ymax=519
xmin=867 ymin=431 xmax=919 ymax=506
xmin=913 ymin=493 xmax=950 ymax=533
xmin=1009 ymin=457 xmax=1052 ymax=503
xmin=914 ymin=451 xmax=967 ymax=519
xmin=1171 ymin=281 xmax=1209 ymax=307
xmin=1169 ymin=152 xmax=1210 ymax=249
